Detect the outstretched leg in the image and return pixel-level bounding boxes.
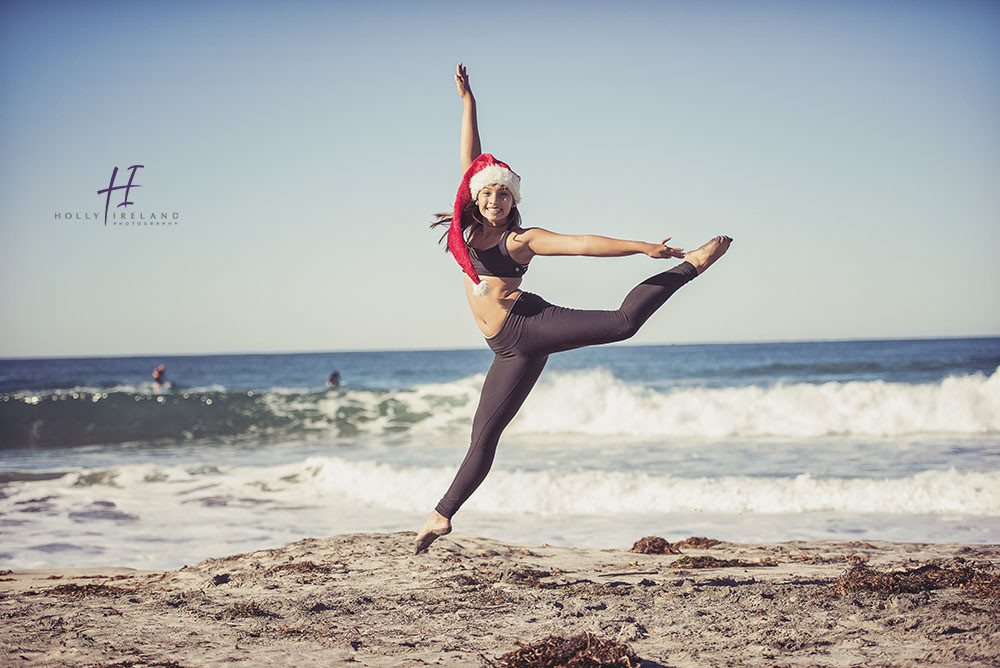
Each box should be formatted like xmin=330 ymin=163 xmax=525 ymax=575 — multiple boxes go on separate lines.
xmin=516 ymin=235 xmax=731 ymax=356
xmin=416 ymin=351 xmax=548 ymax=553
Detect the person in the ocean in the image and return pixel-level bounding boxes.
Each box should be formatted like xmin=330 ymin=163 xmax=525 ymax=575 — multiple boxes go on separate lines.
xmin=415 ymin=63 xmax=732 ymax=554
xmin=326 ymin=369 xmax=341 ymax=388
xmin=152 ymin=364 xmax=166 ymax=393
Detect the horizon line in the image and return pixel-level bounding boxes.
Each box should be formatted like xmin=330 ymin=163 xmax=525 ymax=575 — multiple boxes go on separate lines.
xmin=2 ymin=333 xmax=998 ymax=362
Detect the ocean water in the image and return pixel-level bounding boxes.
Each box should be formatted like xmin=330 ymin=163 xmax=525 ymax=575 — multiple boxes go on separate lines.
xmin=1 ymin=337 xmax=998 ymax=570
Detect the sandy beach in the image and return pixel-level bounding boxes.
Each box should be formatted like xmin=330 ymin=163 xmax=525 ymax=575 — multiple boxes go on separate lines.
xmin=1 ymin=532 xmax=998 ymax=667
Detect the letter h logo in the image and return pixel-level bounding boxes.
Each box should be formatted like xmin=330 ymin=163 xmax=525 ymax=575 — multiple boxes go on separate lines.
xmin=97 ymin=164 xmax=144 ymax=226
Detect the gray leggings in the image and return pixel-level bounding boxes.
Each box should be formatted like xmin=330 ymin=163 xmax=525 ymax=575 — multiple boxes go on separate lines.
xmin=435 ymin=260 xmax=698 ymax=519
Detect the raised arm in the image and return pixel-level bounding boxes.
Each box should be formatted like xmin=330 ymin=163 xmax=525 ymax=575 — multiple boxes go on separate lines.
xmin=456 ymin=63 xmax=482 ymax=174
xmin=510 ymin=228 xmax=685 ymax=262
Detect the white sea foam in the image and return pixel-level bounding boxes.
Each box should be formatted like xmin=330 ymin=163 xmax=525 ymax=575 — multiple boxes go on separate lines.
xmin=4 ymin=457 xmax=999 ymax=570
xmin=278 ymin=366 xmax=1000 ymax=439
xmin=510 ymin=367 xmax=1000 ymax=438
xmin=302 ymin=457 xmax=1000 ymax=516
xmin=16 ymin=457 xmax=999 ymax=517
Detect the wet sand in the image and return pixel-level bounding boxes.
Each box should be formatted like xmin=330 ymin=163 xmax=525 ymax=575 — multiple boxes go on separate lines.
xmin=1 ymin=532 xmax=998 ymax=667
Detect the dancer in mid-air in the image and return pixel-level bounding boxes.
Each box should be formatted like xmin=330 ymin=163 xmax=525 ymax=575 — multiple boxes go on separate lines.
xmin=416 ymin=63 xmax=731 ymax=554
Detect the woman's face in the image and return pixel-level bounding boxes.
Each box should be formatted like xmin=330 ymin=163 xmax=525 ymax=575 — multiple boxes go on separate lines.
xmin=475 ymin=185 xmax=514 ymax=226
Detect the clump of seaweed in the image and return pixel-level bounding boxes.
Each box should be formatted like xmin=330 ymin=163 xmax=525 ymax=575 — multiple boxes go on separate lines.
xmin=675 ymin=536 xmax=722 ymax=549
xmin=630 ymin=536 xmax=681 ymax=554
xmin=265 ymin=560 xmax=343 ymax=576
xmin=791 ymin=552 xmax=867 ymax=565
xmin=672 ymin=555 xmax=777 ymax=569
xmin=833 ymin=561 xmax=1000 ymax=598
xmin=491 ymin=632 xmax=643 ymax=667
xmin=42 ymin=583 xmax=131 ymax=598
xmin=217 ymin=600 xmax=276 ymax=618
xmin=630 ymin=536 xmax=723 ymax=554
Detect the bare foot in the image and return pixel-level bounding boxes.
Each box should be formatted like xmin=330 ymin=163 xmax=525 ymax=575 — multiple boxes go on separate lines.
xmin=684 ymin=235 xmax=732 ymax=275
xmin=415 ymin=510 xmax=452 ymax=554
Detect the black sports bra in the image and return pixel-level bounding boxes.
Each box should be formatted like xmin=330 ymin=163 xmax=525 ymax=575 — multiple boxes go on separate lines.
xmin=469 ymin=228 xmax=529 ymax=278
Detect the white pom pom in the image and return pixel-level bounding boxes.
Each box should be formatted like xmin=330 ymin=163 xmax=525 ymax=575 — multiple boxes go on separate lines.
xmin=473 ymin=280 xmax=490 ymax=297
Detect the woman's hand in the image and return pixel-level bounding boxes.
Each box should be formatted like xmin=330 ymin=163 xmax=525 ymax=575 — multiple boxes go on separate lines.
xmin=645 ymin=237 xmax=685 ymax=259
xmin=456 ymin=62 xmax=481 ymax=173
xmin=455 ymin=62 xmax=473 ymax=101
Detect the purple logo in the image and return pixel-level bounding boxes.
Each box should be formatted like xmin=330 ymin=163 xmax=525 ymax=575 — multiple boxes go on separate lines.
xmin=97 ymin=164 xmax=144 ymax=226
xmin=54 ymin=164 xmax=180 ymax=228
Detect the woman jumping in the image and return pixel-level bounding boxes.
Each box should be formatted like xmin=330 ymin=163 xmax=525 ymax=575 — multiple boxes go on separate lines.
xmin=416 ymin=63 xmax=732 ymax=554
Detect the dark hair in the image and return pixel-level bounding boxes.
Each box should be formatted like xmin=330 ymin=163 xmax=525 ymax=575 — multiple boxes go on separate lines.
xmin=430 ymin=201 xmax=522 ymax=253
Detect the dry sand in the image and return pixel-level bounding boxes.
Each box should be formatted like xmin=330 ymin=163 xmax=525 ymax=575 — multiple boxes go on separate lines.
xmin=1 ymin=532 xmax=998 ymax=667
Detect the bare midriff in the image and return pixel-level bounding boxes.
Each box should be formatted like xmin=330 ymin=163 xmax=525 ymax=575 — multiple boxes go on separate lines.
xmin=465 ymin=275 xmax=523 ymax=338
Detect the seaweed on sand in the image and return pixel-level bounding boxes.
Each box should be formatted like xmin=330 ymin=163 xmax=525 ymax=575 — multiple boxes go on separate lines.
xmin=490 ymin=631 xmax=643 ymax=667
xmin=39 ymin=583 xmax=132 ymax=598
xmin=833 ymin=561 xmax=1000 ymax=597
xmin=630 ymin=536 xmax=723 ymax=554
xmin=630 ymin=536 xmax=681 ymax=555
xmin=216 ymin=600 xmax=277 ymax=618
xmin=672 ymin=555 xmax=777 ymax=569
xmin=265 ymin=560 xmax=344 ymax=575
xmin=675 ymin=537 xmax=722 ymax=549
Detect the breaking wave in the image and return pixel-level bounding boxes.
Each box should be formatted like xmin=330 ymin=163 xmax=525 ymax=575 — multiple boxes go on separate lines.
xmin=19 ymin=457 xmax=1000 ymax=516
xmin=2 ymin=366 xmax=997 ymax=448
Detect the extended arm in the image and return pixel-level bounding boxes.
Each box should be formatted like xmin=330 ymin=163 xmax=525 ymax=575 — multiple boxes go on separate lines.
xmin=456 ymin=63 xmax=482 ymax=174
xmin=510 ymin=228 xmax=685 ymax=261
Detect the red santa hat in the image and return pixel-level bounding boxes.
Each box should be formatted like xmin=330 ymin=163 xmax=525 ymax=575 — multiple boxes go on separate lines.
xmin=449 ymin=153 xmax=522 ymax=297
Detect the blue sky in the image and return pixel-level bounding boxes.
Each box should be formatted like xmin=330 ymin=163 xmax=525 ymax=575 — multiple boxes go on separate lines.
xmin=1 ymin=0 xmax=998 ymax=357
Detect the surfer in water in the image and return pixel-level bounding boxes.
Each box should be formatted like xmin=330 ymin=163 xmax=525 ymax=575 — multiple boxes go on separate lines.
xmin=415 ymin=63 xmax=732 ymax=554
xmin=152 ymin=364 xmax=166 ymax=394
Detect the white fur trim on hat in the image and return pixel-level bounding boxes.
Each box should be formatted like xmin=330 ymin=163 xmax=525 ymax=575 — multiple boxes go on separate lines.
xmin=469 ymin=165 xmax=521 ymax=204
